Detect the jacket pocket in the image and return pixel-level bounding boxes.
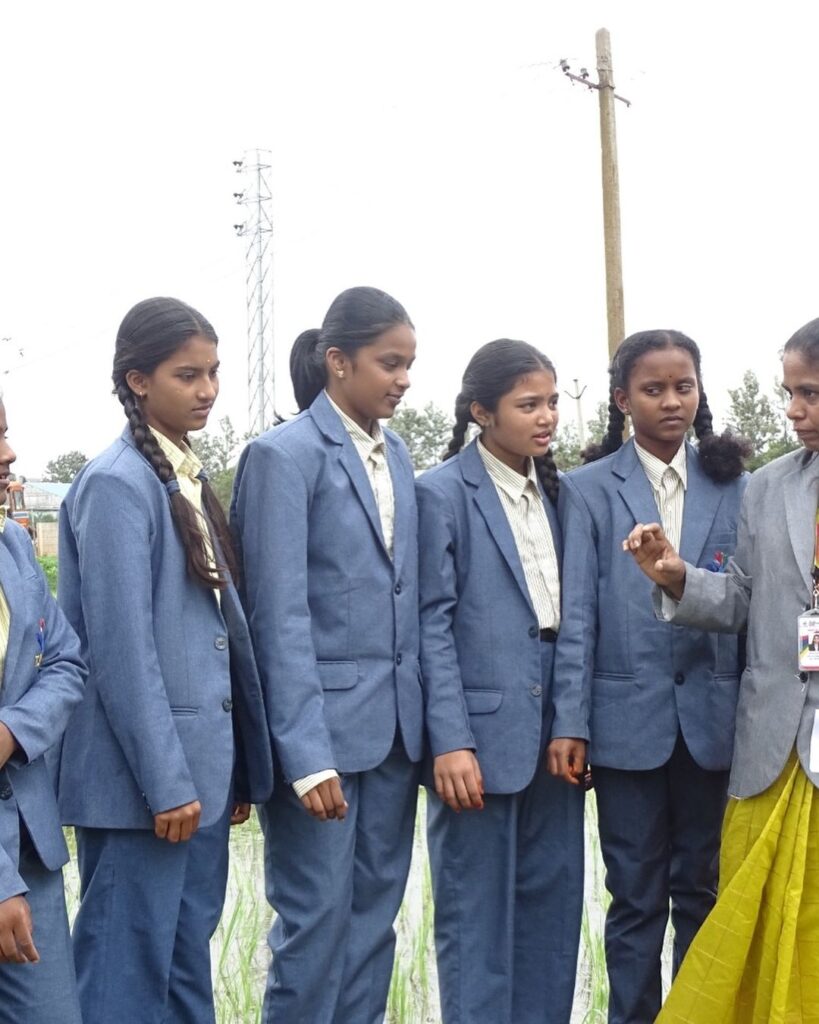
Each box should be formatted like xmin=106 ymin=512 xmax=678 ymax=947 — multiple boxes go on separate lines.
xmin=317 ymin=661 xmax=358 ymax=691
xmin=463 ymin=688 xmax=503 ymax=714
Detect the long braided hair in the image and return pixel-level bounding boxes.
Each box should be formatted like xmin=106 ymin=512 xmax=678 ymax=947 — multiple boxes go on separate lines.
xmin=583 ymin=329 xmax=749 ymax=482
xmin=443 ymin=339 xmax=560 ymax=503
xmin=112 ymin=297 xmax=238 ymax=589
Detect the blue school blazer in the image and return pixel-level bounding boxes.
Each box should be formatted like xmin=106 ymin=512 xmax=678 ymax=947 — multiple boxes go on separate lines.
xmin=0 ymin=520 xmax=85 ymax=902
xmin=231 ymin=391 xmax=424 ymax=783
xmin=416 ymin=441 xmax=572 ymax=795
xmin=57 ymin=428 xmax=273 ymax=830
xmin=560 ymin=439 xmax=747 ymax=771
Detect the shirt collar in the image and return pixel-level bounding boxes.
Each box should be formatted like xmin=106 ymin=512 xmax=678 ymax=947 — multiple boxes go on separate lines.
xmin=325 ymin=392 xmax=385 ymax=455
xmin=0 ymin=507 xmax=6 ymax=534
xmin=633 ymin=440 xmax=688 ymax=491
xmin=150 ymin=429 xmax=204 ymax=481
xmin=477 ymin=438 xmax=539 ymax=503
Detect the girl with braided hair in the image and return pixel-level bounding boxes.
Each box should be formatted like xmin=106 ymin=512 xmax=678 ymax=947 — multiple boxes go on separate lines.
xmin=559 ymin=330 xmax=749 ymax=1024
xmin=56 ymin=297 xmax=272 ymax=1023
xmin=416 ymin=339 xmax=585 ymax=1023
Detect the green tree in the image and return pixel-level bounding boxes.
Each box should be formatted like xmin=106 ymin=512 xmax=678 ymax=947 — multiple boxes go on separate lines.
xmin=44 ymin=450 xmax=88 ymax=482
xmin=191 ymin=417 xmax=241 ymax=511
xmin=552 ymin=401 xmax=609 ymax=472
xmin=726 ymin=371 xmax=798 ymax=470
xmin=389 ymin=402 xmax=453 ymax=470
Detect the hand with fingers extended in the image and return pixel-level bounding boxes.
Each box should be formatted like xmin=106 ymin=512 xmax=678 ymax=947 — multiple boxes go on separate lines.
xmin=230 ymin=803 xmax=252 ymax=826
xmin=546 ymin=738 xmax=587 ymax=787
xmin=0 ymin=895 xmax=39 ymax=964
xmin=622 ymin=522 xmax=686 ymax=599
xmin=154 ymin=800 xmax=202 ymax=843
xmin=301 ymin=777 xmax=348 ymax=822
xmin=434 ymin=749 xmax=484 ymax=812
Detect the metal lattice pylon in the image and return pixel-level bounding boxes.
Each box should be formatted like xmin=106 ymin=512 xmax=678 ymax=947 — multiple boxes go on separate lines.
xmin=233 ymin=149 xmax=274 ymax=435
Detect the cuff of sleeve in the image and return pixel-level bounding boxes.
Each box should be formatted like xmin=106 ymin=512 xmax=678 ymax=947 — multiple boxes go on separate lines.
xmin=550 ymin=717 xmax=590 ymax=743
xmin=292 ymin=769 xmax=338 ymax=800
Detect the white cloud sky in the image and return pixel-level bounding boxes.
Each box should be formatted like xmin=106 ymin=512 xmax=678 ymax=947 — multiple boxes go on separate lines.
xmin=1 ymin=0 xmax=815 ymax=474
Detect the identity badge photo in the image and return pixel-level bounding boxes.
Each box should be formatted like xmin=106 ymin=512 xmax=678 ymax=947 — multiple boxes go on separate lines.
xmin=798 ymin=611 xmax=819 ymax=671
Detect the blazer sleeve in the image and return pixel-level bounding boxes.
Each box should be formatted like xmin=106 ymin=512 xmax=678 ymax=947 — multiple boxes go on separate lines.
xmin=0 ymin=839 xmax=26 ymax=903
xmin=416 ymin=477 xmax=476 ymax=757
xmin=232 ymin=439 xmax=336 ymax=782
xmin=0 ymin=541 xmax=86 ymax=764
xmin=654 ymin=482 xmax=754 ymax=634
xmin=61 ymin=472 xmax=199 ymax=815
xmin=550 ymin=477 xmax=594 ymax=741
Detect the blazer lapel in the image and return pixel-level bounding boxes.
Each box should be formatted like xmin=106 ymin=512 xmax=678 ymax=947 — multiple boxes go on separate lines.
xmin=0 ymin=541 xmax=28 ymax=702
xmin=386 ymin=434 xmax=411 ymax=576
xmin=678 ymin=444 xmax=725 ymax=566
xmin=613 ymin=440 xmax=662 ymax=528
xmin=462 ymin=443 xmax=535 ymax=615
xmin=784 ymin=452 xmax=819 ymax=594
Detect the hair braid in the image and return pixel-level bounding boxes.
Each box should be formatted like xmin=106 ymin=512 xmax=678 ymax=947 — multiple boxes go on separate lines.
xmin=583 ymin=385 xmax=626 ymax=463
xmin=691 ymin=387 xmax=749 ymax=483
xmin=443 ymin=394 xmax=472 ymax=461
xmin=692 ymin=388 xmax=714 ymax=439
xmin=535 ymin=451 xmax=560 ymax=504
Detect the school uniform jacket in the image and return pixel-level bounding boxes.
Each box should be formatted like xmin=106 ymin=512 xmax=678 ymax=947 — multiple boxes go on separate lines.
xmin=231 ymin=390 xmax=424 ymax=783
xmin=560 ymin=439 xmax=747 ymax=772
xmin=0 ymin=520 xmax=85 ymax=902
xmin=57 ymin=427 xmax=273 ymax=830
xmin=416 ymin=441 xmax=570 ymax=795
xmin=666 ymin=448 xmax=819 ymax=798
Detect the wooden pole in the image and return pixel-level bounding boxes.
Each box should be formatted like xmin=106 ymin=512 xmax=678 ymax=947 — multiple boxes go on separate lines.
xmin=596 ymin=28 xmax=625 ymax=362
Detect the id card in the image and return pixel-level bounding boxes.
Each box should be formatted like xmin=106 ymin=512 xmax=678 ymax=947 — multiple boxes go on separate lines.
xmin=798 ymin=611 xmax=819 ymax=671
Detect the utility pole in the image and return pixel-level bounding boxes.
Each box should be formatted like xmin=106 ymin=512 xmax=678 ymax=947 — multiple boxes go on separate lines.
xmin=560 ymin=28 xmax=630 ymax=362
xmin=564 ymin=379 xmax=587 ymax=446
xmin=233 ymin=150 xmax=275 ymax=435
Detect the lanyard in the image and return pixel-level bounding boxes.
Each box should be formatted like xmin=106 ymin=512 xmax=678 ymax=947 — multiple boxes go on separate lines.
xmin=813 ymin=508 xmax=819 ymax=608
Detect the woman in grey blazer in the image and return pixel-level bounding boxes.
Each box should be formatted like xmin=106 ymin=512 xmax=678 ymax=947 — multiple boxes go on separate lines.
xmin=626 ymin=317 xmax=819 ymax=1022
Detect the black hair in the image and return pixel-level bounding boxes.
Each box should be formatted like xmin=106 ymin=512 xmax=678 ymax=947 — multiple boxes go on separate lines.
xmin=289 ymin=286 xmax=414 ymax=411
xmin=444 ymin=338 xmax=560 ymax=503
xmin=583 ymin=329 xmax=748 ymax=482
xmin=112 ymin=296 xmax=238 ymax=589
xmin=784 ymin=318 xmax=819 ymax=364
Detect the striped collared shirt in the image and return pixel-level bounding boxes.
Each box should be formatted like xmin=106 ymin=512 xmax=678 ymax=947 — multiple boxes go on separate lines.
xmin=477 ymin=438 xmax=560 ymax=630
xmin=633 ymin=441 xmax=687 ymax=550
xmin=0 ymin=512 xmax=9 ymax=688
xmin=325 ymin=392 xmax=395 ymax=558
xmin=151 ymin=429 xmax=221 ymax=602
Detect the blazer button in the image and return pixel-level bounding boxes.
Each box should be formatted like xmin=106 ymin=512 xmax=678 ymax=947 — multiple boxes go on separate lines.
xmin=0 ymin=786 xmax=12 ymax=801
xmin=222 ymin=698 xmax=233 ymax=712
xmin=530 ymin=684 xmax=542 ymax=697
xmin=674 ymin=672 xmax=685 ymax=685
xmin=528 ymin=625 xmax=538 ymax=638
xmin=396 ymin=653 xmax=403 ymax=666
xmin=394 ymin=582 xmax=402 ymax=595
xmin=214 ymin=635 xmax=228 ymax=651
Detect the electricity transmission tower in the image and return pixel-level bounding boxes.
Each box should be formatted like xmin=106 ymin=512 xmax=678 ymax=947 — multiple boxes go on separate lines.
xmin=233 ymin=150 xmax=275 ymax=435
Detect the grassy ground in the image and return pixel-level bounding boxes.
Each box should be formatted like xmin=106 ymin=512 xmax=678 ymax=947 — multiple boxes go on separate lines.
xmin=63 ymin=790 xmax=672 ymax=1023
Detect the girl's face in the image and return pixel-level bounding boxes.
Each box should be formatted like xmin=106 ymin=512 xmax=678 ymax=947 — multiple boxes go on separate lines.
xmin=615 ymin=346 xmax=699 ymax=462
xmin=326 ymin=323 xmax=416 ymax=431
xmin=783 ymin=349 xmax=819 ymax=451
xmin=126 ymin=334 xmax=219 ymax=446
xmin=472 ymin=369 xmax=559 ymax=474
xmin=0 ymin=402 xmax=17 ymax=501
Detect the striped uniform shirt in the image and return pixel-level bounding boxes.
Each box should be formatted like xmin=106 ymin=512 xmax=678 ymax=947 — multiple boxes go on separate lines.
xmin=633 ymin=441 xmax=687 ymax=550
xmin=477 ymin=438 xmax=561 ymax=630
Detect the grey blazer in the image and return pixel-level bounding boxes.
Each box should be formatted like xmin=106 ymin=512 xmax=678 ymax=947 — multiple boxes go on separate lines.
xmin=666 ymin=448 xmax=819 ymax=798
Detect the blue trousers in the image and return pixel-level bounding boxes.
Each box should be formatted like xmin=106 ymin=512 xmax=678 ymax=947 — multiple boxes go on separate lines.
xmin=0 ymin=828 xmax=80 ymax=1024
xmin=72 ymin=798 xmax=231 ymax=1024
xmin=259 ymin=736 xmax=420 ymax=1024
xmin=427 ymin=645 xmax=585 ymax=1024
xmin=593 ymin=731 xmax=729 ymax=1024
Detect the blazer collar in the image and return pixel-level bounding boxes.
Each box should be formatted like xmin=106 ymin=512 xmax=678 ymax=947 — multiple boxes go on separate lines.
xmin=784 ymin=450 xmax=819 ymax=595
xmin=0 ymin=539 xmax=28 ymax=701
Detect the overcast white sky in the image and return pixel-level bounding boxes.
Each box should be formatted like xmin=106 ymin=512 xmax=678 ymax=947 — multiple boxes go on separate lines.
xmin=1 ymin=1 xmax=816 ymax=475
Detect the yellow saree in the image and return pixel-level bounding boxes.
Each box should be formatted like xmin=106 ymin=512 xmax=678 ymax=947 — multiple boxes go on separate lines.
xmin=657 ymin=752 xmax=819 ymax=1023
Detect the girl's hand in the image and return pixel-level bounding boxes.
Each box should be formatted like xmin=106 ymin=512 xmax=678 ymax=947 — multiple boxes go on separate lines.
xmin=434 ymin=750 xmax=484 ymax=812
xmin=301 ymin=777 xmax=348 ymax=822
xmin=622 ymin=522 xmax=686 ymax=599
xmin=0 ymin=895 xmax=38 ymax=963
xmin=546 ymin=738 xmax=587 ymax=786
xmin=230 ymin=803 xmax=252 ymax=826
xmin=154 ymin=800 xmax=201 ymax=843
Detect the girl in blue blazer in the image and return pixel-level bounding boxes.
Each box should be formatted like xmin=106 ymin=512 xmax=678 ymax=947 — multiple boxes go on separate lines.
xmin=417 ymin=339 xmax=586 ymax=1024
xmin=58 ymin=297 xmax=273 ymax=1024
xmin=232 ymin=286 xmax=424 ymax=1023
xmin=0 ymin=397 xmax=86 ymax=1024
xmin=560 ymin=330 xmax=748 ymax=1024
